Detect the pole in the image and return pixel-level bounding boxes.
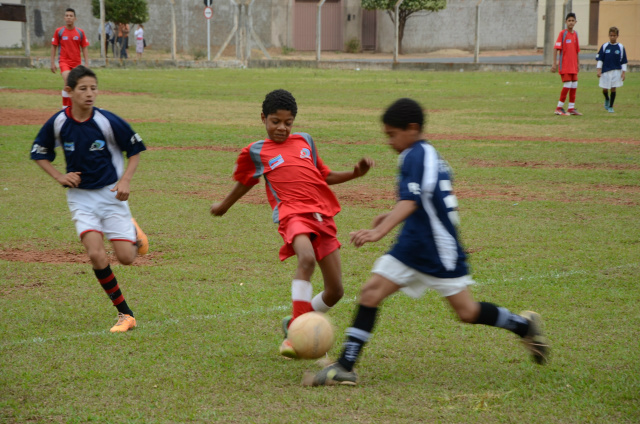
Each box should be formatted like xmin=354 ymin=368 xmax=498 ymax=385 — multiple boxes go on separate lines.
xmin=393 ymin=0 xmax=404 ymax=64
xmin=169 ymin=0 xmax=177 ymax=60
xmin=24 ymin=0 xmax=30 ymax=58
xmin=543 ymin=0 xmax=556 ymax=65
xmin=207 ymin=12 xmax=211 ymax=60
xmin=213 ymin=1 xmax=238 ymax=61
xmin=474 ymin=0 xmax=483 ymax=63
xmin=316 ymin=0 xmax=326 ymax=61
xmin=99 ymin=0 xmax=106 ymax=59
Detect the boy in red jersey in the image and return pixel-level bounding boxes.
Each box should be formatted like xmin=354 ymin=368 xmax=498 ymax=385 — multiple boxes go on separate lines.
xmin=551 ymin=13 xmax=582 ymax=116
xmin=210 ymin=89 xmax=374 ymax=358
xmin=50 ymin=8 xmax=89 ymax=108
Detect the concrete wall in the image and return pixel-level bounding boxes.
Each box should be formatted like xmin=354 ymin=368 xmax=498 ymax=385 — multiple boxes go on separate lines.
xmin=0 ymin=21 xmax=22 ymax=48
xmin=22 ymin=0 xmax=278 ymax=54
xmin=536 ymin=0 xmax=590 ymax=48
xmin=376 ymin=0 xmax=538 ymax=54
xmin=598 ymin=0 xmax=640 ymax=61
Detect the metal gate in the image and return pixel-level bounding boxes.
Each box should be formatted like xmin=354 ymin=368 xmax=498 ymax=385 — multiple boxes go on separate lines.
xmin=293 ymin=0 xmax=343 ymax=51
xmin=361 ymin=8 xmax=376 ymax=51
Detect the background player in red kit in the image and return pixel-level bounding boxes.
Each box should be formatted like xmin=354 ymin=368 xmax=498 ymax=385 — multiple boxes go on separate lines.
xmin=210 ymin=89 xmax=374 ymax=358
xmin=551 ymin=13 xmax=582 ymax=116
xmin=50 ymin=8 xmax=89 ymax=108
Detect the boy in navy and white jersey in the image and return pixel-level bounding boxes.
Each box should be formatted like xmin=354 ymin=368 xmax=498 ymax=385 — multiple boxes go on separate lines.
xmin=307 ymin=98 xmax=549 ymax=386
xmin=596 ymin=26 xmax=628 ymax=113
xmin=30 ymin=65 xmax=148 ymax=333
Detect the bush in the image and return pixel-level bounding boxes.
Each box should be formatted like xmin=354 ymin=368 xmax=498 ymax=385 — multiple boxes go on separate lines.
xmin=345 ymin=38 xmax=360 ymax=54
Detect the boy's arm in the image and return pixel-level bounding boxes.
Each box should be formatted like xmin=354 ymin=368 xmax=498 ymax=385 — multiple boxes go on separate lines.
xmin=110 ymin=153 xmax=140 ymax=201
xmin=324 ymin=157 xmax=374 ymax=185
xmin=82 ymin=45 xmax=89 ymax=66
xmin=350 ymin=200 xmax=417 ymax=247
xmin=551 ymin=49 xmax=559 ymax=73
xmin=210 ymin=181 xmax=253 ymax=216
xmin=35 ymin=159 xmax=81 ymax=187
xmin=50 ymin=45 xmax=57 ymax=73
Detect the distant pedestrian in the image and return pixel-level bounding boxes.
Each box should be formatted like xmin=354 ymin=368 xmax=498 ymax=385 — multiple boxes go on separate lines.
xmin=551 ymin=13 xmax=582 ymax=116
xmin=596 ymin=26 xmax=628 ymax=113
xmin=104 ymin=21 xmax=115 ymax=57
xmin=50 ymin=8 xmax=89 ymax=108
xmin=117 ymin=23 xmax=130 ymax=59
xmin=135 ymin=24 xmax=145 ymax=60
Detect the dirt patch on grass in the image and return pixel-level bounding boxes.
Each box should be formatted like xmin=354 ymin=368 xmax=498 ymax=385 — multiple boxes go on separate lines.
xmin=468 ymin=159 xmax=640 ymax=171
xmin=0 ymin=88 xmax=147 ymax=97
xmin=0 ymin=108 xmax=55 ymax=126
xmin=430 ymin=133 xmax=640 ymax=145
xmin=0 ymin=248 xmax=159 ymax=265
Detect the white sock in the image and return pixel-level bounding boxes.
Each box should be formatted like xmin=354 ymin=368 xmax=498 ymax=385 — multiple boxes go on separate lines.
xmin=557 ymin=101 xmax=564 ymax=108
xmin=568 ymin=103 xmax=575 ymax=109
xmin=291 ymin=279 xmax=312 ymax=302
xmin=311 ymin=292 xmax=331 ymax=313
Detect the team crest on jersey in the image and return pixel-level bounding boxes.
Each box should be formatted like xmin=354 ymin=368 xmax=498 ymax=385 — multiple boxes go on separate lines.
xmin=63 ymin=142 xmax=75 ymax=152
xmin=31 ymin=144 xmax=48 ymax=155
xmin=269 ymin=154 xmax=284 ymax=169
xmin=62 ymin=36 xmax=69 ymax=40
xmin=615 ymin=50 xmax=620 ymax=54
xmin=566 ymin=39 xmax=572 ymax=43
xmin=73 ymin=36 xmax=79 ymax=40
xmin=90 ymin=140 xmax=106 ymax=151
xmin=300 ymin=148 xmax=311 ymax=159
xmin=130 ymin=133 xmax=142 ymax=144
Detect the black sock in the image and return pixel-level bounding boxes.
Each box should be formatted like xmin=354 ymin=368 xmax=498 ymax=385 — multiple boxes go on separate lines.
xmin=603 ymin=91 xmax=610 ymax=101
xmin=94 ymin=265 xmax=134 ymax=316
xmin=610 ymin=91 xmax=616 ymax=107
xmin=337 ymin=305 xmax=378 ymax=372
xmin=474 ymin=302 xmax=528 ymax=338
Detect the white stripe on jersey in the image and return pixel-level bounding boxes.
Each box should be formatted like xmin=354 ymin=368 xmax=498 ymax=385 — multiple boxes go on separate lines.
xmin=94 ymin=110 xmax=125 ymax=179
xmin=420 ymin=143 xmax=458 ymax=271
xmin=53 ymin=113 xmax=66 ymax=148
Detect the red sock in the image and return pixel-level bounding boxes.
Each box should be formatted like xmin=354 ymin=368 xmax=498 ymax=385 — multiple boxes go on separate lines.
xmin=569 ymin=88 xmax=576 ymax=104
xmin=290 ymin=279 xmax=313 ymax=325
xmin=559 ymin=87 xmax=570 ymax=103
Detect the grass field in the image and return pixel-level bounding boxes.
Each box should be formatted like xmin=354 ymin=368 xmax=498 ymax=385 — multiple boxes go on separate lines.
xmin=1 ymin=67 xmax=639 ymax=423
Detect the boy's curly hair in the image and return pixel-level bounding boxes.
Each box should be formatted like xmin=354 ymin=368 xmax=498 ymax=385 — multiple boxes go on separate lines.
xmin=262 ymin=89 xmax=298 ymax=117
xmin=382 ymin=98 xmax=425 ymax=130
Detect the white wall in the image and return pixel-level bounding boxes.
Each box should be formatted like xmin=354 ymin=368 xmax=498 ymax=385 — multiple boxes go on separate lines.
xmin=377 ymin=0 xmax=539 ymax=54
xmin=536 ymin=0 xmax=591 ymax=48
xmin=0 ymin=21 xmax=23 ymax=48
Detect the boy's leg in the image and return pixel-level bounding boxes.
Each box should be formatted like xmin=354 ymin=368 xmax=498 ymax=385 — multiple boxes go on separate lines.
xmin=306 ymin=274 xmax=400 ymax=386
xmin=314 ymin=249 xmax=344 ymax=313
xmin=555 ymin=79 xmax=571 ymax=115
xmin=446 ymin=288 xmax=548 ymax=364
xmin=603 ymin=89 xmax=610 ymax=109
xmin=567 ymin=80 xmax=582 ymax=115
xmin=112 ymin=240 xmax=137 ymax=265
xmin=610 ymin=87 xmax=617 ymax=108
xmin=82 ymin=231 xmax=136 ymax=332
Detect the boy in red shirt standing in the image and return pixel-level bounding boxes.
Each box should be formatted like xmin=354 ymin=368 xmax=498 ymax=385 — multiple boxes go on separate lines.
xmin=210 ymin=89 xmax=373 ymax=358
xmin=50 ymin=8 xmax=89 ymax=108
xmin=551 ymin=13 xmax=582 ymax=116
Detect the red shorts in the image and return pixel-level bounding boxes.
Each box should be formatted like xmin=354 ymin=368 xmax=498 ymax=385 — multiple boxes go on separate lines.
xmin=561 ymin=73 xmax=578 ymax=83
xmin=59 ymin=60 xmax=81 ymax=73
xmin=277 ymin=213 xmax=341 ymax=262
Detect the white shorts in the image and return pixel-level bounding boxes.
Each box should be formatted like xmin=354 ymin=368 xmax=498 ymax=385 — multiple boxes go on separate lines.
xmin=599 ymin=70 xmax=624 ymax=89
xmin=372 ymin=254 xmax=474 ymax=298
xmin=66 ymin=184 xmax=136 ymax=242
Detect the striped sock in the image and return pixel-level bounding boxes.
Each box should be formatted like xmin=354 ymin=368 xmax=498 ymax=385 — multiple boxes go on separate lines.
xmin=94 ymin=265 xmax=133 ymax=316
xmin=338 ymin=304 xmax=378 ymax=371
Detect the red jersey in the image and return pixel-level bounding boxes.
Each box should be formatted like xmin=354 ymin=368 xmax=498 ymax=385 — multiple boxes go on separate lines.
xmin=555 ymin=29 xmax=580 ymax=74
xmin=52 ymin=26 xmax=89 ymax=66
xmin=233 ymin=132 xmax=341 ymax=223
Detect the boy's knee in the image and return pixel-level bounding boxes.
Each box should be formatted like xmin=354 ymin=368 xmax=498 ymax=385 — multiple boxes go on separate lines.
xmin=297 ymin=252 xmax=316 ymax=273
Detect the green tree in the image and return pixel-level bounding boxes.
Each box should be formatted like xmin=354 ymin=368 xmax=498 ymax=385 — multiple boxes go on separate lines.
xmin=92 ymin=0 xmax=149 ymax=26
xmin=362 ymin=0 xmax=446 ymax=54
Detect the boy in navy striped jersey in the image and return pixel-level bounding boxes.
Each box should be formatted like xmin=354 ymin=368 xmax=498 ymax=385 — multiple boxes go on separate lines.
xmin=306 ymin=98 xmax=549 ymax=386
xmin=596 ymin=27 xmax=628 ymax=113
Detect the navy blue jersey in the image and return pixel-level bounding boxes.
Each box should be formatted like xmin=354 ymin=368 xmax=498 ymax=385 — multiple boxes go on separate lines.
xmin=388 ymin=140 xmax=468 ymax=278
xmin=30 ymin=107 xmax=146 ymax=189
xmin=596 ymin=42 xmax=628 ymax=73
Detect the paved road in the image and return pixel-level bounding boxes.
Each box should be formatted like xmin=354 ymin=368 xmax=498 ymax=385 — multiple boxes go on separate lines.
xmin=334 ymin=53 xmax=596 ymax=64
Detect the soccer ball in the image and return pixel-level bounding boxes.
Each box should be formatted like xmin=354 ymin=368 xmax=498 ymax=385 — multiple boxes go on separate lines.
xmin=288 ymin=312 xmax=335 ymax=359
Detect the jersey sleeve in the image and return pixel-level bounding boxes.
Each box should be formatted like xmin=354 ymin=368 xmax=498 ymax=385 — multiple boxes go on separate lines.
xmin=595 ymin=44 xmax=604 ymax=62
xmin=554 ymin=31 xmax=564 ymax=50
xmin=108 ymin=112 xmax=146 ymax=157
xmin=79 ymin=29 xmax=90 ymax=47
xmin=621 ymin=45 xmax=628 ymax=65
xmin=233 ymin=145 xmax=262 ymax=187
xmin=397 ymin=149 xmax=424 ymax=203
xmin=51 ymin=28 xmax=60 ymax=46
xmin=315 ymin=154 xmax=331 ymax=179
xmin=30 ymin=117 xmax=57 ymax=162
